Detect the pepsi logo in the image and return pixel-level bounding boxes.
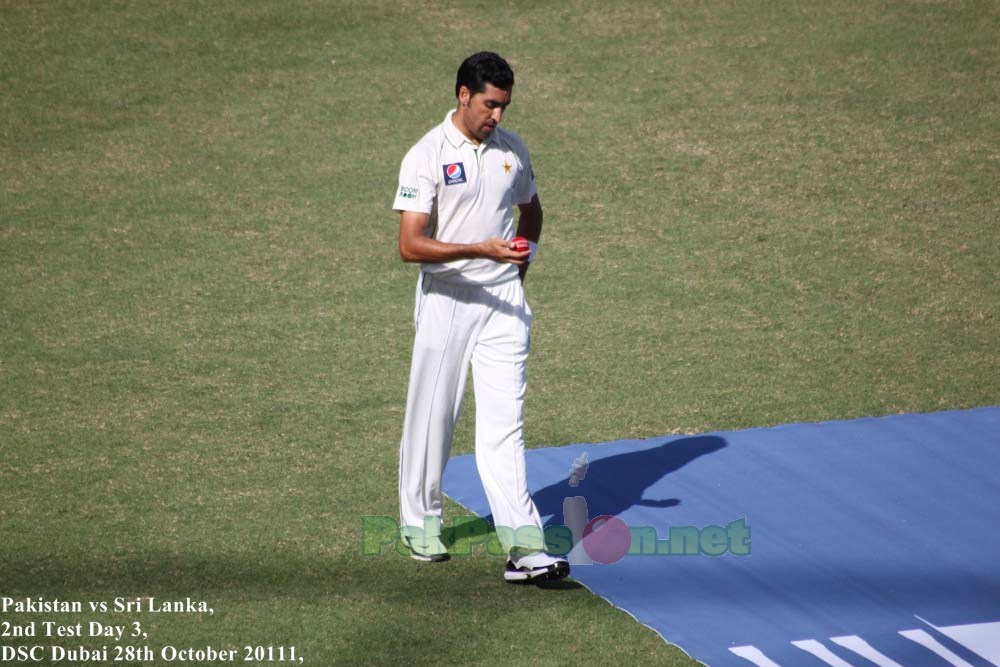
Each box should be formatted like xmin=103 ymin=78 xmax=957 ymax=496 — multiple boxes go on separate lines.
xmin=442 ymin=162 xmax=467 ymax=185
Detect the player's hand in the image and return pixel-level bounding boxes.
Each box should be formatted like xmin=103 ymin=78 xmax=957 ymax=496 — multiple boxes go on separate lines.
xmin=480 ymin=237 xmax=531 ymax=265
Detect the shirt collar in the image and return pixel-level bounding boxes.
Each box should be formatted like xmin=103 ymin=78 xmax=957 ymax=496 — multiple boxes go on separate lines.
xmin=443 ymin=109 xmax=497 ymax=149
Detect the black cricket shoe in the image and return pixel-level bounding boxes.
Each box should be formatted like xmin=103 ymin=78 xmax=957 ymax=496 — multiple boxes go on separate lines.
xmin=503 ymin=553 xmax=570 ymax=583
xmin=403 ymin=535 xmax=451 ymax=562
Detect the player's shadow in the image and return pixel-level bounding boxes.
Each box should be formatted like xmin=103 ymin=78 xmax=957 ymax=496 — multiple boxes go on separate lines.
xmin=533 ymin=434 xmax=726 ymax=525
xmin=459 ymin=434 xmax=727 ymax=532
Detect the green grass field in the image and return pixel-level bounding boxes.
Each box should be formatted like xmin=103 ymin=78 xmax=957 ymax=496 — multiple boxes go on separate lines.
xmin=2 ymin=1 xmax=998 ymax=665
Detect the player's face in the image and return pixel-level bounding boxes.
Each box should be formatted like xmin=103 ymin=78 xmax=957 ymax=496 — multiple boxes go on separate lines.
xmin=457 ymin=83 xmax=511 ymax=143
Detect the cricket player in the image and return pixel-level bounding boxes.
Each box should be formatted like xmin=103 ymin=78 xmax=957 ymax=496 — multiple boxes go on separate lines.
xmin=392 ymin=52 xmax=568 ymax=583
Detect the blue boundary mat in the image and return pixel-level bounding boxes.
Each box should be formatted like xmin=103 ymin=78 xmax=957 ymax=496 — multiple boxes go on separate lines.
xmin=442 ymin=407 xmax=1000 ymax=666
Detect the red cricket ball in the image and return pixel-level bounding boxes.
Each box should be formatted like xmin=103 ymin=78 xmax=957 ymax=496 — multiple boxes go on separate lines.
xmin=511 ymin=236 xmax=530 ymax=253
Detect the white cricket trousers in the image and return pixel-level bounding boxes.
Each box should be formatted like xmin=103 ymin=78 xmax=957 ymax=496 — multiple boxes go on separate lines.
xmin=398 ymin=272 xmax=544 ymax=553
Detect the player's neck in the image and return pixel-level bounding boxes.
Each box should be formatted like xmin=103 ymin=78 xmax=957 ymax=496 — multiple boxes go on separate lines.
xmin=451 ymin=108 xmax=482 ymax=146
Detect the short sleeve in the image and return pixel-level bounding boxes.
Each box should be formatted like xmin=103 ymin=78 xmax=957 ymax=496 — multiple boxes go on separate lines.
xmin=392 ymin=146 xmax=435 ymax=214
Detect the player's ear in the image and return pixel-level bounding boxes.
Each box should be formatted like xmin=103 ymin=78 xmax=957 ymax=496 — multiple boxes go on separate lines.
xmin=458 ymin=85 xmax=471 ymax=108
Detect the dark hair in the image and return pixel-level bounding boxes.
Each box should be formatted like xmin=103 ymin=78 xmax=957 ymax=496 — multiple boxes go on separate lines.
xmin=455 ymin=52 xmax=514 ymax=98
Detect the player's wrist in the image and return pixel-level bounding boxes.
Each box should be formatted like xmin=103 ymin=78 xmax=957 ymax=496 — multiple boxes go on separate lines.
xmin=473 ymin=240 xmax=492 ymax=260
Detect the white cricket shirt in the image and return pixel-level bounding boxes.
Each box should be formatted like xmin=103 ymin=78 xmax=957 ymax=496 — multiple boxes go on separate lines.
xmin=392 ymin=110 xmax=538 ymax=285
